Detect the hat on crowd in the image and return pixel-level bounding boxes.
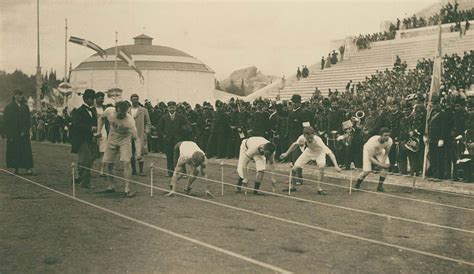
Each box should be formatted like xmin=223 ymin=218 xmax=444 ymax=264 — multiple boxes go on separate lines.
xmin=83 ymin=89 xmax=96 ymax=100
xmin=168 ymin=101 xmax=176 ymax=106
xmin=12 ymin=89 xmax=23 ymax=95
xmin=291 ymin=94 xmax=302 ymax=103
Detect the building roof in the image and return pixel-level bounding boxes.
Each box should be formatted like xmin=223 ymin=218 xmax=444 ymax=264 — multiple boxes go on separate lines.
xmin=75 ymin=44 xmax=214 ymax=73
xmin=134 ymin=34 xmax=153 ymax=39
xmin=94 ymin=45 xmax=193 ymax=58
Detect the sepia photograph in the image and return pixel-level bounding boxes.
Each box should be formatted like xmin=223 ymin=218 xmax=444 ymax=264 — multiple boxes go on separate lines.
xmin=0 ymin=0 xmax=473 ymax=272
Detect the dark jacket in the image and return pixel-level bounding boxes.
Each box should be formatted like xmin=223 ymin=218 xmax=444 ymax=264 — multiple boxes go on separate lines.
xmin=157 ymin=112 xmax=190 ymax=143
xmin=4 ymin=101 xmax=30 ymax=139
xmin=70 ymin=105 xmax=97 ymax=154
xmin=4 ymin=100 xmax=33 ymax=169
xmin=428 ymin=110 xmax=448 ymax=143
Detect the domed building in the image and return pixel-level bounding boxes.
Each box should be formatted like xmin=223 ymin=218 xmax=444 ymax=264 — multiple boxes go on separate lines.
xmin=70 ymin=34 xmax=215 ymax=106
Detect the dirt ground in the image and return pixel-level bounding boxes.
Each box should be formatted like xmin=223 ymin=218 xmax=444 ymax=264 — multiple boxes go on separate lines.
xmin=1 ymin=140 xmax=473 ymax=273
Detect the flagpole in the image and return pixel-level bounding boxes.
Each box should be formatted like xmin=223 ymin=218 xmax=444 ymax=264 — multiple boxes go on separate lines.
xmin=65 ymin=18 xmax=68 ymax=82
xmin=114 ymin=31 xmax=118 ymax=87
xmin=422 ymin=21 xmax=442 ymax=179
xmin=36 ymin=0 xmax=42 ymax=110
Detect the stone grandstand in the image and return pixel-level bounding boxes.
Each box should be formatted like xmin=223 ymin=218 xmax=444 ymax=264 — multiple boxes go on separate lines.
xmin=262 ymin=22 xmax=473 ymax=101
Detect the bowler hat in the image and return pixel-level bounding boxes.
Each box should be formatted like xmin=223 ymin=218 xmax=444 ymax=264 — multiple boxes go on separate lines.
xmin=291 ymin=94 xmax=302 ymax=103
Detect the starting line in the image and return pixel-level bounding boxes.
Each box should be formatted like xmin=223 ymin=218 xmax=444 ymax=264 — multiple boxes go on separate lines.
xmin=75 ymin=165 xmax=474 ymax=267
xmin=0 ymin=168 xmax=292 ymax=274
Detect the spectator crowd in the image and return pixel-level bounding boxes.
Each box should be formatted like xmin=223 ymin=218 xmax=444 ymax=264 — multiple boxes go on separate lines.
xmin=354 ymin=1 xmax=473 ymax=50
xmin=9 ymin=50 xmax=471 ymax=183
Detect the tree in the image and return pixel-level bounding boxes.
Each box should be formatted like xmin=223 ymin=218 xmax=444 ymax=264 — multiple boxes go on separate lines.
xmin=0 ymin=70 xmax=36 ymax=109
xmin=240 ymin=78 xmax=245 ymax=95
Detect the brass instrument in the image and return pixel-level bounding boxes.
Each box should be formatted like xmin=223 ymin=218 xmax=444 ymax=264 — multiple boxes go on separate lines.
xmin=355 ymin=110 xmax=365 ymax=120
xmin=352 ymin=110 xmax=365 ymax=129
xmin=328 ymin=130 xmax=338 ymax=148
xmin=404 ymin=130 xmax=420 ymax=153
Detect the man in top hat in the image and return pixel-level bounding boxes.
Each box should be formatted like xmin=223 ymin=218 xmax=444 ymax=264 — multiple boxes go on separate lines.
xmin=129 ymin=94 xmax=151 ymax=176
xmin=4 ymin=89 xmax=34 ymax=175
xmin=157 ymin=101 xmax=191 ymax=176
xmin=71 ymin=89 xmax=97 ymax=188
xmin=286 ymin=94 xmax=312 ymax=186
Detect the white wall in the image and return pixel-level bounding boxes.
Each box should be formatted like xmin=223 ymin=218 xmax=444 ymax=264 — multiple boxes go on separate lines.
xmin=71 ymin=69 xmax=215 ymax=106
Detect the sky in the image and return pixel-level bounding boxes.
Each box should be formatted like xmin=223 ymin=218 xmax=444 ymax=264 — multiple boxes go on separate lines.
xmin=0 ymin=0 xmax=439 ymax=80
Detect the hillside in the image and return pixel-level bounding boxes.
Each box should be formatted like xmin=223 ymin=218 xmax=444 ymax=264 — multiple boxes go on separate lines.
xmin=219 ymin=66 xmax=279 ymax=96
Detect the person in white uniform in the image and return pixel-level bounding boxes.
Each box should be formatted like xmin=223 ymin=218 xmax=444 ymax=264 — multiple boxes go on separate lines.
xmin=96 ymin=101 xmax=140 ymax=197
xmin=94 ymin=92 xmax=109 ymax=177
xmin=167 ymin=141 xmax=207 ymax=196
xmin=280 ymin=126 xmax=341 ymax=194
xmin=354 ymin=127 xmax=393 ymax=192
xmin=236 ymin=137 xmax=277 ymax=195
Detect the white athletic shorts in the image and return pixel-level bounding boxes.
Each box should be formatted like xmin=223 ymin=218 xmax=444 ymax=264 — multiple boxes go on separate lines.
xmin=103 ymin=142 xmax=132 ymax=163
xmin=363 ymin=150 xmax=389 ymax=172
xmin=293 ymin=148 xmax=326 ymax=169
xmin=237 ymin=142 xmax=266 ymax=178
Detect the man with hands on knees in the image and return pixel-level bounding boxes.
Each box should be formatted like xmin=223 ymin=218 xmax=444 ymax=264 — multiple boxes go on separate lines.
xmin=236 ymin=136 xmax=277 ymax=195
xmin=280 ymin=126 xmax=341 ymax=195
xmin=354 ymin=127 xmax=393 ymax=192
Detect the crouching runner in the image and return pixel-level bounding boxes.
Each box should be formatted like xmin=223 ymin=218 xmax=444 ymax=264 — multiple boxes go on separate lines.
xmin=236 ymin=136 xmax=277 ymax=195
xmin=97 ymin=101 xmax=140 ymax=197
xmin=280 ymin=126 xmax=341 ymax=194
xmin=354 ymin=127 xmax=393 ymax=192
xmin=166 ymin=141 xmax=209 ymax=196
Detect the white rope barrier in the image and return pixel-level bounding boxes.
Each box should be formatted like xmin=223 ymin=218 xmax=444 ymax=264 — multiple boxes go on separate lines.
xmin=220 ymin=162 xmax=224 ymax=196
xmin=71 ymin=163 xmax=76 ymax=198
xmin=221 ymin=162 xmax=474 ymax=212
xmin=35 ymin=165 xmax=474 ymax=267
xmin=32 ymin=141 xmax=474 ymax=198
xmin=150 ymin=162 xmax=154 ymax=197
xmin=83 ymin=162 xmax=474 ymax=235
xmin=212 ymin=159 xmax=474 ymax=199
xmin=0 ymin=168 xmax=292 ymax=274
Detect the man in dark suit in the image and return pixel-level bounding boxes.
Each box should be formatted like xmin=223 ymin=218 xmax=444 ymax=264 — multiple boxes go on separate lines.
xmin=428 ymin=103 xmax=448 ymax=180
xmin=286 ymin=94 xmax=311 ymax=185
xmin=157 ymin=101 xmax=190 ymax=177
xmin=4 ymin=89 xmax=34 ymax=175
xmin=71 ymin=89 xmax=97 ymax=188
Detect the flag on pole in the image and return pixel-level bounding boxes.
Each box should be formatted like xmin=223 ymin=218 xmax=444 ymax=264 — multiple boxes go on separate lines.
xmin=422 ymin=22 xmax=443 ymax=179
xmin=117 ymin=48 xmax=145 ymax=82
xmin=69 ymin=36 xmax=107 ymax=59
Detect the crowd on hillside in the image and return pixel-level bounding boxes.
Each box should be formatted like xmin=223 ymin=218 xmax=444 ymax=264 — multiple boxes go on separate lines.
xmin=354 ymin=1 xmax=473 ymax=50
xmin=4 ymin=50 xmax=470 ymax=182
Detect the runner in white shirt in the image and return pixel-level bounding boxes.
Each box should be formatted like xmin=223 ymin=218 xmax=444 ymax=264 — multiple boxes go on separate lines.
xmin=354 ymin=127 xmax=393 ymax=192
xmin=280 ymin=126 xmax=341 ymax=194
xmin=166 ymin=141 xmax=208 ymax=196
xmin=96 ymin=101 xmax=140 ymax=197
xmin=236 ymin=137 xmax=277 ymax=195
